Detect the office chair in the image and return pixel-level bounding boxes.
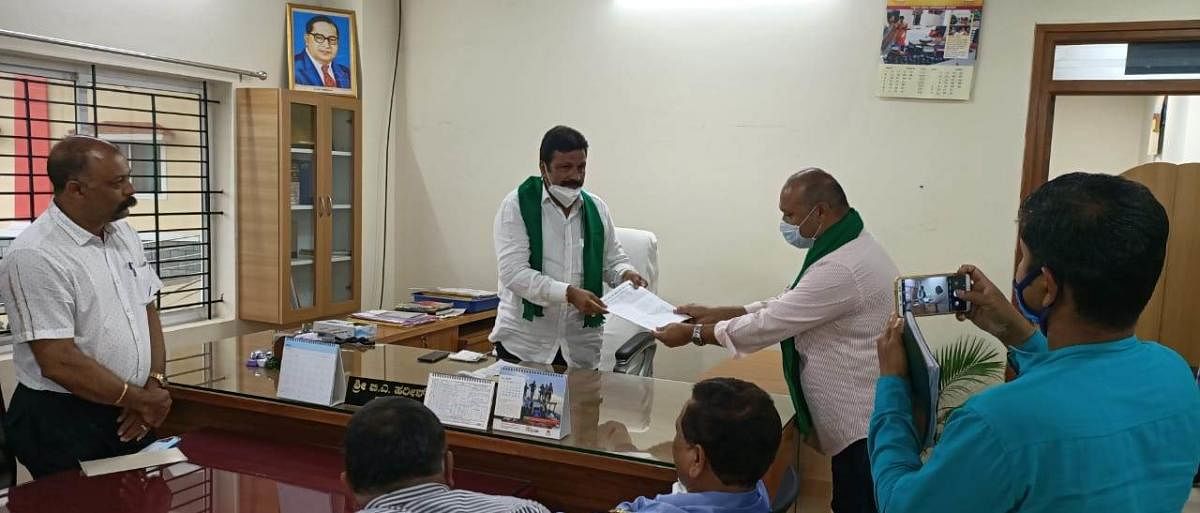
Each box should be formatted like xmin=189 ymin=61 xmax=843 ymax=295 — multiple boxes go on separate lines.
xmin=770 ymin=465 xmax=800 ymax=513
xmin=602 ymin=227 xmax=659 ymax=377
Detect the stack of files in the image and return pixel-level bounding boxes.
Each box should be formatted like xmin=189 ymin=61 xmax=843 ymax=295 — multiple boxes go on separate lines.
xmin=410 ymin=287 xmax=497 ymax=300
xmin=351 ymin=310 xmax=437 ymax=327
xmin=395 ymin=300 xmax=455 ymax=314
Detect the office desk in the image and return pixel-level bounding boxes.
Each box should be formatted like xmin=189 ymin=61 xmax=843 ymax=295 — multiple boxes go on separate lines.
xmin=368 ymin=310 xmax=496 ymax=352
xmin=161 ymin=330 xmax=797 ymax=513
xmin=1 ymin=429 xmax=533 ymax=513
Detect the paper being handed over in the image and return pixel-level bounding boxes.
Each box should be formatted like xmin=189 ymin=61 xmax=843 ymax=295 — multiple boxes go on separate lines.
xmin=601 ymin=281 xmax=689 ymax=331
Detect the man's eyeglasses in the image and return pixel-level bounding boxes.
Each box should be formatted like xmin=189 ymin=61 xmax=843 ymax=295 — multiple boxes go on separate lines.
xmin=308 ymin=33 xmax=339 ymax=46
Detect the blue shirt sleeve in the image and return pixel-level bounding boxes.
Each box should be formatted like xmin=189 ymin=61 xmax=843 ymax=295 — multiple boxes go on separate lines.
xmin=1007 ymin=330 xmax=1048 ymax=376
xmin=868 ymin=376 xmax=1020 ymax=513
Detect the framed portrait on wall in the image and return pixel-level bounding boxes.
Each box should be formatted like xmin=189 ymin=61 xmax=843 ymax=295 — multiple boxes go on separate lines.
xmin=286 ymin=4 xmax=358 ymax=97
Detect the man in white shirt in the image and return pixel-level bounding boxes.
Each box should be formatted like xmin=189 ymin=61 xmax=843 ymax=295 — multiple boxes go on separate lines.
xmin=0 ymin=136 xmax=171 ymax=478
xmin=654 ymin=169 xmax=898 ymax=513
xmin=489 ymin=125 xmax=646 ymax=369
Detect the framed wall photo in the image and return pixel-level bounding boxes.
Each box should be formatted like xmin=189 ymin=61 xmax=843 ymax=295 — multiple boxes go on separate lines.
xmin=286 ymin=4 xmax=358 ymax=97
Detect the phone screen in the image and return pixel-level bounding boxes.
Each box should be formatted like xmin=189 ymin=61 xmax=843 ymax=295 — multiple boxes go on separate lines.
xmin=898 ymin=274 xmax=970 ymax=317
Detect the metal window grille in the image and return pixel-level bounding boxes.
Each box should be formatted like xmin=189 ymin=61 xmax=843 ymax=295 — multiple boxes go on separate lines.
xmin=0 ymin=60 xmax=223 ymax=333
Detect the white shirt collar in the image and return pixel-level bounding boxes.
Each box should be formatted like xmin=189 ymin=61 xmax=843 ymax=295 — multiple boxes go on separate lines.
xmin=306 ymin=49 xmax=333 ymax=79
xmin=47 ymin=201 xmax=112 ymax=246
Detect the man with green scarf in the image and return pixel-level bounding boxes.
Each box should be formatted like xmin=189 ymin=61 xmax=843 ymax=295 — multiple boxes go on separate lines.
xmin=653 ymin=169 xmax=898 ymax=513
xmin=489 ymin=125 xmax=647 ymax=369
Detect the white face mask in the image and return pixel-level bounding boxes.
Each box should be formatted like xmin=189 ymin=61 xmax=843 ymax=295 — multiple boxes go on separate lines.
xmin=671 ymin=480 xmax=689 ymax=494
xmin=547 ymin=184 xmax=581 ymax=206
xmin=780 ymin=206 xmax=820 ymax=249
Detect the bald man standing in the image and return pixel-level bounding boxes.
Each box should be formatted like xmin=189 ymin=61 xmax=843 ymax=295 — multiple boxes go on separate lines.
xmin=654 ymin=169 xmax=898 ymax=513
xmin=0 ymin=136 xmax=171 ymax=478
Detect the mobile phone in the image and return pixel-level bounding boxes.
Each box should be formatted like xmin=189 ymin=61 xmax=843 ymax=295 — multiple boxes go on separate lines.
xmin=895 ymin=273 xmax=972 ymax=317
xmin=417 ymin=350 xmax=450 ymax=363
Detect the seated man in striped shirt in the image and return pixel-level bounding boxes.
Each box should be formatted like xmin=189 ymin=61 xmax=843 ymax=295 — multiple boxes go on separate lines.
xmin=343 ymin=397 xmax=550 ymax=513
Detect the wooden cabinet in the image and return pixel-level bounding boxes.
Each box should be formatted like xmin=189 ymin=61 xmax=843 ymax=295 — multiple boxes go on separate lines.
xmin=372 ymin=311 xmax=497 ymax=352
xmin=236 ymin=88 xmax=362 ymax=324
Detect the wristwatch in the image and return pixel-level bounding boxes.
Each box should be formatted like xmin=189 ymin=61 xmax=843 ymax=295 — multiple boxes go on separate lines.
xmin=149 ymin=372 xmax=168 ymax=387
xmin=690 ymin=324 xmax=704 ymax=346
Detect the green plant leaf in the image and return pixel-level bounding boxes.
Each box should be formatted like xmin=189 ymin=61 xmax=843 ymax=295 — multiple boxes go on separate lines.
xmin=936 ymin=335 xmax=1005 ymax=405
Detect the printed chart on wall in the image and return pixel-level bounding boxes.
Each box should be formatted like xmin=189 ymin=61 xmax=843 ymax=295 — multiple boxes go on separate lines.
xmin=878 ymin=0 xmax=983 ymax=100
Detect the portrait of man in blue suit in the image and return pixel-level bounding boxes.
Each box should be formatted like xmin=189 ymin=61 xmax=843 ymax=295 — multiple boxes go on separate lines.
xmin=289 ymin=9 xmax=356 ymax=95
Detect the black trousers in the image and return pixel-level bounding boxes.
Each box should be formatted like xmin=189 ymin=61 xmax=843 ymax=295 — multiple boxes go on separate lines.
xmin=5 ymin=384 xmax=153 ymax=479
xmin=493 ymin=342 xmax=568 ymax=367
xmin=831 ymin=438 xmax=878 ymax=513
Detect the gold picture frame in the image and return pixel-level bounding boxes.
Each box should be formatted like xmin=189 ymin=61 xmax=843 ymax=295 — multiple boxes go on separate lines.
xmin=286 ymin=3 xmax=359 ymax=97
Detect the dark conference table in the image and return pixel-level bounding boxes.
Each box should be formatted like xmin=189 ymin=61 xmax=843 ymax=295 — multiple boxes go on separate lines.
xmin=1 ymin=429 xmax=535 ymax=513
xmin=16 ymin=328 xmax=794 ymax=513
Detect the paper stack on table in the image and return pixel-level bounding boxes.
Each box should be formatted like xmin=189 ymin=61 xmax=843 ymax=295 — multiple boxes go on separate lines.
xmin=601 ymin=281 xmax=689 ymax=331
xmin=80 ymin=448 xmax=188 ymax=477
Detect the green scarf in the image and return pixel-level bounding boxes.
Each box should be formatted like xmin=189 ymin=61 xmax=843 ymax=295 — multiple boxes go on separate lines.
xmin=517 ymin=176 xmax=606 ymax=328
xmin=780 ymin=208 xmax=864 ymax=435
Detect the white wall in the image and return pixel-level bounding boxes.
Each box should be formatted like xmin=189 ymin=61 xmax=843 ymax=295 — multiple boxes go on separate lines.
xmin=1162 ymin=95 xmax=1200 ymax=163
xmin=1 ymin=0 xmax=403 ymax=319
xmin=395 ymin=0 xmax=1200 ymax=356
xmin=1049 ymin=95 xmax=1154 ymax=178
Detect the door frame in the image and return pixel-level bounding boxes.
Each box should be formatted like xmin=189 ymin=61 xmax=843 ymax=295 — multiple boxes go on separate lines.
xmin=1020 ymin=20 xmax=1200 ymax=201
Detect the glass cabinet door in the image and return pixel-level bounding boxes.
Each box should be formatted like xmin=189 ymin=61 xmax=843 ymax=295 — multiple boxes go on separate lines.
xmin=329 ymin=107 xmax=355 ymax=304
xmin=288 ymin=102 xmax=317 ymax=310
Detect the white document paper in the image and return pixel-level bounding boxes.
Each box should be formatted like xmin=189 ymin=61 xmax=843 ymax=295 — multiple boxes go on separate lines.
xmin=459 ymin=360 xmax=519 ymax=380
xmin=80 ymin=448 xmax=188 ymax=477
xmin=601 ymin=281 xmax=688 ymax=330
xmin=277 ymin=338 xmax=346 ymax=406
xmin=424 ymin=373 xmax=496 ymax=430
xmin=448 ymin=350 xmax=487 ymax=362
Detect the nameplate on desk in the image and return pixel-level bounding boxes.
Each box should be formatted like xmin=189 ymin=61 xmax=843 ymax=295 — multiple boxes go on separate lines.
xmin=277 ymin=338 xmax=346 ymax=407
xmin=345 ymin=376 xmax=427 ymax=406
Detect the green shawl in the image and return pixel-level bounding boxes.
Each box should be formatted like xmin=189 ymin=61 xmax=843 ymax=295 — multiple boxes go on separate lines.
xmin=517 ymin=176 xmax=605 ymax=328
xmin=781 ymin=208 xmax=864 ymax=435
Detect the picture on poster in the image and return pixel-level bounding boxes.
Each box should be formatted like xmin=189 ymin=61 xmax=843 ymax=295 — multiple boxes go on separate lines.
xmin=878 ymin=1 xmax=983 ymax=100
xmin=286 ymin=3 xmax=359 ymax=97
xmin=505 ymin=371 xmax=564 ymax=429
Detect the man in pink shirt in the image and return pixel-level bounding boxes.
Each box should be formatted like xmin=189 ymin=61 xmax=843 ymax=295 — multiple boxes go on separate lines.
xmin=654 ymin=169 xmax=898 ymax=513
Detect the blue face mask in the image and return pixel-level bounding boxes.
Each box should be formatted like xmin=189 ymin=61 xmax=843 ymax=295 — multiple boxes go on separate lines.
xmin=780 ymin=207 xmax=820 ymax=249
xmin=1013 ymin=267 xmax=1054 ymax=335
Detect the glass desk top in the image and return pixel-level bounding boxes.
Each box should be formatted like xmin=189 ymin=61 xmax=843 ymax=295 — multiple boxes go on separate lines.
xmin=166 ymin=329 xmax=794 ymax=468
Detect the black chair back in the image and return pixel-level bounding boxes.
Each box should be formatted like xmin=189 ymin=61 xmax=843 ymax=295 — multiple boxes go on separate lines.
xmin=770 ymin=466 xmax=800 ymax=513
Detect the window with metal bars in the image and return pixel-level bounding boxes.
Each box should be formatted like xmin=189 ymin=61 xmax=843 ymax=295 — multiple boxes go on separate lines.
xmin=0 ymin=58 xmax=223 ymax=335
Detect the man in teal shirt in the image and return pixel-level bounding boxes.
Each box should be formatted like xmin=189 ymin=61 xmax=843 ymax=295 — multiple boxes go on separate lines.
xmin=870 ymin=172 xmax=1200 ymax=513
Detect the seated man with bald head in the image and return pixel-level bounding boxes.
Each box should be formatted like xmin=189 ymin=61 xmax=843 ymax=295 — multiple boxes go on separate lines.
xmin=0 ymin=136 xmax=171 ymax=478
xmin=654 ymin=169 xmax=898 ymax=513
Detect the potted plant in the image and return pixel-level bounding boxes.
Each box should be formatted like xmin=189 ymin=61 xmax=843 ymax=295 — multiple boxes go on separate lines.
xmin=932 ymin=335 xmax=1005 ymax=444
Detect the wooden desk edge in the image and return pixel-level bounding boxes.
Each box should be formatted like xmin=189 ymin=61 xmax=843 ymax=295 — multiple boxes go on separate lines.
xmin=167 ymin=384 xmax=675 ymax=482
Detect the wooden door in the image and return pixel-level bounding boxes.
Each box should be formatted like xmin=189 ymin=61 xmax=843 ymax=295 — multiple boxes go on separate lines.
xmin=1121 ymin=162 xmax=1200 ymax=366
